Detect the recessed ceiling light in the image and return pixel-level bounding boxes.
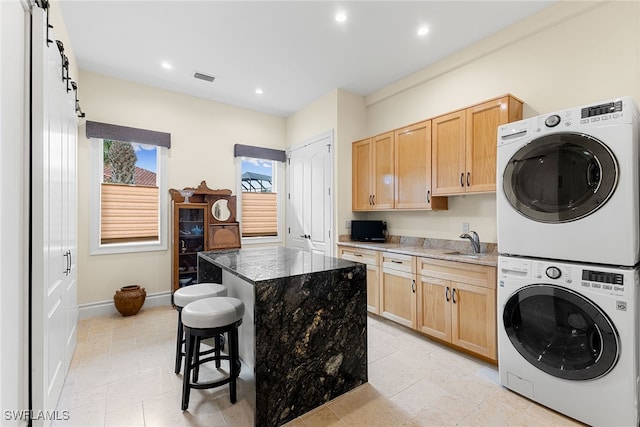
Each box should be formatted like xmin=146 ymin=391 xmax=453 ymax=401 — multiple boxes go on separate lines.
xmin=335 ymin=12 xmax=347 ymax=23
xmin=255 ymin=88 xmax=263 ymax=95
xmin=417 ymin=26 xmax=429 ymax=37
xmin=161 ymin=62 xmax=172 ymax=70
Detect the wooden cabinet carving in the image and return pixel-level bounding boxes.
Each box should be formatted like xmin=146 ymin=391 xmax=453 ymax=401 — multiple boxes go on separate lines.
xmin=170 ymin=181 xmax=241 ymax=293
xmin=206 ymin=193 xmax=241 ymax=251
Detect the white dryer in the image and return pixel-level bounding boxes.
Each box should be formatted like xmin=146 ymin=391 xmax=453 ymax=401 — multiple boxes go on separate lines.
xmin=497 ymin=255 xmax=639 ymax=426
xmin=497 ymin=96 xmax=640 ymax=266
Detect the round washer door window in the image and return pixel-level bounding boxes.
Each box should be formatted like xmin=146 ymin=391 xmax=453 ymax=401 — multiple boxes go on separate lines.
xmin=503 ymin=132 xmax=618 ymax=223
xmin=503 ymin=284 xmax=619 ymax=381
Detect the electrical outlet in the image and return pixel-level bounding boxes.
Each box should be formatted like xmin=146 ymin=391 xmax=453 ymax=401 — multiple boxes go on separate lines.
xmin=345 ymin=220 xmax=351 ymax=229
xmin=462 ymin=222 xmax=470 ymax=233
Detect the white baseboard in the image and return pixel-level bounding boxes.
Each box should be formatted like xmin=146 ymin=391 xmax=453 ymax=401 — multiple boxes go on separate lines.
xmin=78 ymin=291 xmax=172 ymax=320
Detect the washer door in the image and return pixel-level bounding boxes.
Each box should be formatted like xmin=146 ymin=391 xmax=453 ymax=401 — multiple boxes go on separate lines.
xmin=503 ymin=132 xmax=618 ymax=223
xmin=503 ymin=284 xmax=619 ymax=380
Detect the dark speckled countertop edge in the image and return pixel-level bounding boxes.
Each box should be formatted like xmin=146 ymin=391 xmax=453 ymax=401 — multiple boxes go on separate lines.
xmin=337 ymin=240 xmax=498 ymax=267
xmin=199 ymin=247 xmax=364 ymax=284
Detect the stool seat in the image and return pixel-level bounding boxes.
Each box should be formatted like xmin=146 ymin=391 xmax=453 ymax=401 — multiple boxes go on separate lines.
xmin=182 ymin=297 xmax=244 ymax=329
xmin=173 ymin=283 xmax=227 ymax=376
xmin=173 ymin=283 xmax=227 ymax=308
xmin=181 ymin=296 xmax=245 ymax=410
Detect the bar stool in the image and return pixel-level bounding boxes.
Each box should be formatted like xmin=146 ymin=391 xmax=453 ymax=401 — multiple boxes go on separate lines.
xmin=181 ymin=296 xmax=244 ymax=410
xmin=173 ymin=283 xmax=227 ymax=374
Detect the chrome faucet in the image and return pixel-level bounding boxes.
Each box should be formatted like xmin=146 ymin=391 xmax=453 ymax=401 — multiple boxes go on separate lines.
xmin=460 ymin=231 xmax=481 ymax=254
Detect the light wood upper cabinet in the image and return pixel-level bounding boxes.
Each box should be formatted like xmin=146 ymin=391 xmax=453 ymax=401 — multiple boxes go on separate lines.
xmin=394 ymin=120 xmax=448 ymax=210
xmin=465 ymin=96 xmax=523 ymax=192
xmin=352 ymin=138 xmax=374 ymax=211
xmin=432 ymin=95 xmax=523 ymax=196
xmin=373 ymin=132 xmax=395 ymax=209
xmin=352 ymin=132 xmax=394 ymax=211
xmin=432 ymin=110 xmax=466 ymax=195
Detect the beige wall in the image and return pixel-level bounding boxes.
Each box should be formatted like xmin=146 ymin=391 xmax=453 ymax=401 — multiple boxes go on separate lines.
xmin=77 ymin=71 xmax=286 ymax=304
xmin=357 ymin=0 xmax=640 ymax=244
xmin=285 ymin=89 xmax=369 ymax=243
xmin=67 ymin=0 xmax=640 ymax=305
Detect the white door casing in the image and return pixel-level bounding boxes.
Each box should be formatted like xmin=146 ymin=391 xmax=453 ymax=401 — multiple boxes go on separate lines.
xmin=0 ymin=0 xmax=29 ymax=422
xmin=30 ymin=7 xmax=78 ymax=425
xmin=286 ymin=132 xmax=334 ymax=257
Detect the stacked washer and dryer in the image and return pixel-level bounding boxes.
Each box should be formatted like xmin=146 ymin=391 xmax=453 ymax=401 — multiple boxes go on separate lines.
xmin=496 ymin=96 xmax=640 ymax=426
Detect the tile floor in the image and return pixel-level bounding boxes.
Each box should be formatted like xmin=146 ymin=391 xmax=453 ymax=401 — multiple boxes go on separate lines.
xmin=54 ymin=305 xmax=582 ymax=426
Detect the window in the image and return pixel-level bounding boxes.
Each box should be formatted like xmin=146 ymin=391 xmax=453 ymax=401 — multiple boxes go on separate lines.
xmin=234 ymin=144 xmax=285 ymax=244
xmin=87 ymin=121 xmax=169 ymax=255
xmin=240 ymin=158 xmax=278 ymax=237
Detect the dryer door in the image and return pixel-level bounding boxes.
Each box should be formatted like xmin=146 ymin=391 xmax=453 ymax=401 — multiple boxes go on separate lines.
xmin=502 ymin=132 xmax=618 ymax=223
xmin=503 ymin=284 xmax=619 ymax=380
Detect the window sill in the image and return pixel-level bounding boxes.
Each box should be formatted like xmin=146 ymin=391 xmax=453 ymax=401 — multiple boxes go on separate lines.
xmin=90 ymin=240 xmax=167 ymax=256
xmin=241 ymin=236 xmax=282 ymax=246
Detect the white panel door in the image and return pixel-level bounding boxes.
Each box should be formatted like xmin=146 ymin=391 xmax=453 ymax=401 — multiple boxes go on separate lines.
xmin=31 ymin=7 xmax=78 ymax=425
xmin=286 ymin=132 xmax=333 ymax=257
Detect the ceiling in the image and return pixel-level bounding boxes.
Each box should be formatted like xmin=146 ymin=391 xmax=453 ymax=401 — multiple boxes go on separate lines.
xmin=59 ymin=1 xmax=557 ymax=117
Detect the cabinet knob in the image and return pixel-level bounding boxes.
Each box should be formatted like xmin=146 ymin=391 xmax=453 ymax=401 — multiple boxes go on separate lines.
xmin=445 ymin=286 xmax=450 ymax=302
xmin=467 ymin=172 xmax=471 ymax=187
xmin=452 ymin=288 xmax=458 ymax=304
xmin=460 ymin=173 xmax=464 ymax=187
xmin=426 ymin=190 xmax=431 ymax=204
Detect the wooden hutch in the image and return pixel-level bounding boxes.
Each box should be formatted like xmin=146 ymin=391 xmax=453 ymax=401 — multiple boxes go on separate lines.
xmin=169 ymin=181 xmax=241 ymax=293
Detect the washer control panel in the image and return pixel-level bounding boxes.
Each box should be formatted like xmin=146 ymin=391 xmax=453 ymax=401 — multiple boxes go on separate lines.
xmin=499 ymin=256 xmax=633 ymax=298
xmin=546 ymin=266 xmax=561 ymax=279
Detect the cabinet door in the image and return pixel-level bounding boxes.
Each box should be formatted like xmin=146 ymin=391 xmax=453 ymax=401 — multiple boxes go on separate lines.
xmin=352 ymin=138 xmax=373 ymax=211
xmin=372 ymin=131 xmax=395 ymax=210
xmin=338 ymin=246 xmax=381 ymax=314
xmin=432 ymin=110 xmax=466 ymax=195
xmin=465 ymin=96 xmax=520 ymax=193
xmin=173 ymin=203 xmax=207 ymax=292
xmin=417 ymin=275 xmax=451 ymax=342
xmin=381 ymin=268 xmax=416 ymax=328
xmin=395 ymin=121 xmax=432 ymax=209
xmin=450 ymin=281 xmax=497 ymax=360
xmin=366 ymin=265 xmax=381 ymax=314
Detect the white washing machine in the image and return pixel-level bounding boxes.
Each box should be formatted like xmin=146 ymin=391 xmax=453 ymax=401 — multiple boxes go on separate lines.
xmin=497 ymin=96 xmax=640 ymax=266
xmin=498 ymin=255 xmax=639 ymax=426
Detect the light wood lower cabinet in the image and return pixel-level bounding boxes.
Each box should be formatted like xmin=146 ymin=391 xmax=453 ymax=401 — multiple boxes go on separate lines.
xmin=336 ymin=244 xmax=497 ymax=361
xmin=417 ymin=257 xmax=497 ymax=361
xmin=380 ymin=252 xmax=416 ymax=328
xmin=338 ymin=246 xmax=381 ymax=314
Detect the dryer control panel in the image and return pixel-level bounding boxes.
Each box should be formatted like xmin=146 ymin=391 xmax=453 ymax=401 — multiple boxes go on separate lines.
xmin=581 ymin=100 xmax=623 ymax=118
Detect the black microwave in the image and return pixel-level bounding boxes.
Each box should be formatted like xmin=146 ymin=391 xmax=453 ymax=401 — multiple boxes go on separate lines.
xmin=350 ymin=220 xmax=387 ymax=242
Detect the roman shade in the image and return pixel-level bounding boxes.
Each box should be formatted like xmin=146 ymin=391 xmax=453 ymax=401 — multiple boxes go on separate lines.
xmin=234 ymin=144 xmax=285 ymax=162
xmin=88 ymin=121 xmax=169 ymax=245
xmin=86 ymin=120 xmax=171 ymax=148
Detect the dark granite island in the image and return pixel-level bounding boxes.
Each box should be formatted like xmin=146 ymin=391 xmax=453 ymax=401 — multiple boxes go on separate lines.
xmin=197 ymin=246 xmax=367 ymax=427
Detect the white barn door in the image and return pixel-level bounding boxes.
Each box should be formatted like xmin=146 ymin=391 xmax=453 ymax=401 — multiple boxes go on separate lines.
xmin=30 ymin=7 xmax=78 ymax=425
xmin=286 ymin=132 xmax=334 ymax=257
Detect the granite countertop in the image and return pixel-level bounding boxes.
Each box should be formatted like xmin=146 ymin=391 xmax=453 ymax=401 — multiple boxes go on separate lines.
xmin=337 ymin=237 xmax=498 ymax=267
xmin=199 ymin=246 xmax=360 ymax=284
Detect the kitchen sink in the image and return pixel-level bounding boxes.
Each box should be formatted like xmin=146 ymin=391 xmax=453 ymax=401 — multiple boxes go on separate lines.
xmin=442 ymin=251 xmax=483 ymax=258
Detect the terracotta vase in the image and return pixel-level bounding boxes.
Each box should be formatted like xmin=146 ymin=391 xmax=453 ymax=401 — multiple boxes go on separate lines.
xmin=114 ymin=285 xmax=146 ymax=316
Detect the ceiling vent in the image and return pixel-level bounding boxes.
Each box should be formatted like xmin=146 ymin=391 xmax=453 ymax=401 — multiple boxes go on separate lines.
xmin=193 ymin=72 xmax=215 ymax=82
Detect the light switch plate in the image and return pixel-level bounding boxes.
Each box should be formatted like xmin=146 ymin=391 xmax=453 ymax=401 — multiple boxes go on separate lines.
xmin=462 ymin=222 xmax=470 ymax=233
